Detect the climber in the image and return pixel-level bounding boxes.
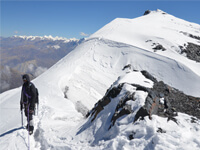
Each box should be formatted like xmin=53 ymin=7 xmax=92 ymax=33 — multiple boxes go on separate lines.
xmin=20 ymin=74 xmax=36 ymax=135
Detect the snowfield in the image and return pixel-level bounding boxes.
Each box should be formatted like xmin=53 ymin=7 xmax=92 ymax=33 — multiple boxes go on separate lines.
xmin=1 ymin=10 xmax=200 ymax=150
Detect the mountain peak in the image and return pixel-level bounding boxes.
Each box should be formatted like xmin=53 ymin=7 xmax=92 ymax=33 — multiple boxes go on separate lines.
xmin=143 ymin=9 xmax=167 ymax=15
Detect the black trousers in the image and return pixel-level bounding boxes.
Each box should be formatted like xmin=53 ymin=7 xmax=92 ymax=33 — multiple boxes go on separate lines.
xmin=24 ymin=105 xmax=34 ymax=132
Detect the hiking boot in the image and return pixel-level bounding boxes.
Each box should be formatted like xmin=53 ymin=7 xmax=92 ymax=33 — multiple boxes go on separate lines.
xmin=29 ymin=131 xmax=33 ymax=135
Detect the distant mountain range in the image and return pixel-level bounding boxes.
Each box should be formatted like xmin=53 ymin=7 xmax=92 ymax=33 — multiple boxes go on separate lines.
xmin=0 ymin=35 xmax=84 ymax=93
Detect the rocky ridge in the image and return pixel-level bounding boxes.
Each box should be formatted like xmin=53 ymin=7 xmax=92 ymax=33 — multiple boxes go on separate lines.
xmin=87 ymin=68 xmax=200 ymax=129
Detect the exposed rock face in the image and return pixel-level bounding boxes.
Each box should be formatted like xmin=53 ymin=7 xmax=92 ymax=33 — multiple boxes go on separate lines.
xmin=132 ymin=82 xmax=178 ymax=123
xmin=110 ymin=91 xmax=133 ymax=128
xmin=87 ymin=70 xmax=200 ymax=129
xmin=181 ymin=42 xmax=200 ymax=62
xmin=153 ymin=81 xmax=200 ymax=119
xmin=87 ymin=85 xmax=122 ymax=121
xmin=143 ymin=10 xmax=151 ymax=16
xmin=180 ymin=31 xmax=200 ymax=41
xmin=153 ymin=44 xmax=166 ymax=51
xmin=122 ymin=64 xmax=132 ymax=71
xmin=141 ymin=70 xmax=157 ymax=83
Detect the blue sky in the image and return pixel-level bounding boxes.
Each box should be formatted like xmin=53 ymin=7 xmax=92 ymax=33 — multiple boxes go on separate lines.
xmin=1 ymin=1 xmax=200 ymax=39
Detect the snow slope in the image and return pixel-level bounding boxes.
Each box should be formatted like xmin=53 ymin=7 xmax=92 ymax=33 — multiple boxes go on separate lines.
xmin=0 ymin=10 xmax=200 ymax=150
xmin=90 ymin=9 xmax=200 ymax=76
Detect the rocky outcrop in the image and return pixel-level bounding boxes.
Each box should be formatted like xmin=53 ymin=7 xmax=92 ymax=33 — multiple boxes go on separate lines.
xmin=109 ymin=91 xmax=133 ymax=128
xmin=132 ymin=82 xmax=178 ymax=123
xmin=87 ymin=84 xmax=123 ymax=121
xmin=87 ymin=70 xmax=200 ymax=130
xmin=180 ymin=31 xmax=200 ymax=41
xmin=180 ymin=42 xmax=200 ymax=62
xmin=153 ymin=44 xmax=166 ymax=51
xmin=141 ymin=70 xmax=158 ymax=83
xmin=143 ymin=10 xmax=151 ymax=16
xmin=153 ymin=81 xmax=200 ymax=119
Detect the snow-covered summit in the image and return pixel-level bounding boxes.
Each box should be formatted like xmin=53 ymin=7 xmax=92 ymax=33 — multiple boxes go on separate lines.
xmin=91 ymin=9 xmax=200 ymax=50
xmin=90 ymin=9 xmax=200 ymax=75
xmin=13 ymin=35 xmax=78 ymax=42
xmin=143 ymin=9 xmax=167 ymax=15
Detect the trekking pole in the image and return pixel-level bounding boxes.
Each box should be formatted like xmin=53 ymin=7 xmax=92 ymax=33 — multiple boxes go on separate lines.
xmin=21 ymin=110 xmax=23 ymax=127
xmin=37 ymin=103 xmax=39 ymax=116
xmin=27 ymin=105 xmax=30 ymax=150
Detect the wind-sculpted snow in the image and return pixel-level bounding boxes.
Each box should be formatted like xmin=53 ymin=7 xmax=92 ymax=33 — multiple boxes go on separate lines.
xmin=35 ymin=38 xmax=200 ymax=99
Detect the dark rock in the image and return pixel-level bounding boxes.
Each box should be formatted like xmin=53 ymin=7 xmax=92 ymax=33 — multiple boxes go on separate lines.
xmin=110 ymin=92 xmax=133 ymax=128
xmin=99 ymin=97 xmax=111 ymax=108
xmin=64 ymin=86 xmax=69 ymax=99
xmin=87 ymin=84 xmax=123 ymax=122
xmin=134 ymin=90 xmax=161 ymax=121
xmin=122 ymin=64 xmax=132 ymax=71
xmin=134 ymin=107 xmax=149 ymax=122
xmin=143 ymin=10 xmax=151 ymax=16
xmin=91 ymin=103 xmax=104 ymax=122
xmin=181 ymin=42 xmax=200 ymax=62
xmin=153 ymin=81 xmax=200 ymax=119
xmin=145 ymin=92 xmax=160 ymax=117
xmin=164 ymin=97 xmax=171 ymax=109
xmin=129 ymin=132 xmax=136 ymax=140
xmin=153 ymin=44 xmax=166 ymax=51
xmin=167 ymin=116 xmax=178 ymax=124
xmin=136 ymin=86 xmax=149 ymax=92
xmin=134 ymin=81 xmax=178 ymax=123
xmin=129 ymin=134 xmax=134 ymax=140
xmin=110 ymin=104 xmax=132 ymax=129
xmin=146 ymin=40 xmax=152 ymax=43
xmin=116 ymin=92 xmax=131 ymax=111
xmin=130 ymin=83 xmax=150 ymax=93
xmin=191 ymin=117 xmax=198 ymax=123
xmin=88 ymin=70 xmax=200 ymax=131
xmin=152 ymin=81 xmax=171 ymax=96
xmin=107 ymin=86 xmax=122 ymax=98
xmin=141 ymin=70 xmax=158 ymax=83
xmin=157 ymin=127 xmax=166 ymax=133
xmin=180 ymin=31 xmax=200 ymax=41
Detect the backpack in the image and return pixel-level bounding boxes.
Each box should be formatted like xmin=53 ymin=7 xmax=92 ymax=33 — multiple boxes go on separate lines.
xmin=27 ymin=83 xmax=39 ymax=104
xmin=35 ymin=88 xmax=39 ymax=104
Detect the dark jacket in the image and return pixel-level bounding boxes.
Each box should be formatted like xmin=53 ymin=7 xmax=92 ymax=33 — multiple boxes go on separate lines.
xmin=20 ymin=74 xmax=36 ymax=110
